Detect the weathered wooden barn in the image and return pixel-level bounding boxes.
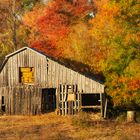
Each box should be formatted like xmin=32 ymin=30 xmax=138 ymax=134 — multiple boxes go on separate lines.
xmin=0 ymin=47 xmax=106 ymax=116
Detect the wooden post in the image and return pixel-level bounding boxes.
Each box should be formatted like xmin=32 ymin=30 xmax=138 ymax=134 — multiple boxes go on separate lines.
xmin=55 ymin=88 xmax=59 ymax=115
xmin=100 ymin=93 xmax=103 ymax=117
xmin=61 ymin=85 xmax=64 ymax=116
xmin=104 ymin=98 xmax=108 ymax=118
xmin=127 ymin=111 xmax=136 ymax=122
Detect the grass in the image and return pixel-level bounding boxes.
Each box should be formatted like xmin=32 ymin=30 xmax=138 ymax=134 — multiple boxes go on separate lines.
xmin=0 ymin=112 xmax=140 ymax=140
xmin=71 ymin=112 xmax=92 ymax=128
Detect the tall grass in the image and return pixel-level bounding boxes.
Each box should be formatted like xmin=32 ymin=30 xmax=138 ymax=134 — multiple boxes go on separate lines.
xmin=0 ymin=112 xmax=140 ymax=140
xmin=71 ymin=112 xmax=92 ymax=128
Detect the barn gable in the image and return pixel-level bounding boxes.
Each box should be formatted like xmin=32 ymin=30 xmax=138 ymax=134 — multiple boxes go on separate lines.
xmin=0 ymin=47 xmax=47 ymax=87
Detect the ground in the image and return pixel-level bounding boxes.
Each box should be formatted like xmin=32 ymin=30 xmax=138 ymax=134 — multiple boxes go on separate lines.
xmin=0 ymin=113 xmax=140 ymax=140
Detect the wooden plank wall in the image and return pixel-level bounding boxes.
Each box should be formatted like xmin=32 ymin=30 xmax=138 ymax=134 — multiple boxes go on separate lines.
xmin=47 ymin=59 xmax=104 ymax=93
xmin=58 ymin=84 xmax=80 ymax=116
xmin=0 ymin=86 xmax=42 ymax=115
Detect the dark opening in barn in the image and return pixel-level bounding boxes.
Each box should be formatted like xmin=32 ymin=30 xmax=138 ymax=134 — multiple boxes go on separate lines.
xmin=81 ymin=94 xmax=101 ymax=112
xmin=82 ymin=94 xmax=100 ymax=106
xmin=41 ymin=88 xmax=56 ymax=113
xmin=1 ymin=96 xmax=5 ymax=112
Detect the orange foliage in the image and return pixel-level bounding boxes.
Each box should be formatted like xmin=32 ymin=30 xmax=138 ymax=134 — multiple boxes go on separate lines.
xmin=109 ymin=76 xmax=140 ymax=106
xmin=23 ymin=0 xmax=94 ymax=58
xmin=128 ymin=79 xmax=140 ymax=91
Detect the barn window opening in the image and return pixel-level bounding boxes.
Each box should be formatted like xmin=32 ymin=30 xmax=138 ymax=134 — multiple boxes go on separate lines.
xmin=81 ymin=93 xmax=101 ymax=112
xmin=81 ymin=94 xmax=100 ymax=106
xmin=19 ymin=67 xmax=34 ymax=84
xmin=1 ymin=96 xmax=5 ymax=112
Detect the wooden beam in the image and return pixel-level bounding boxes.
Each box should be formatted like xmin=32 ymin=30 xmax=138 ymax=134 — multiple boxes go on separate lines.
xmin=81 ymin=105 xmax=101 ymax=109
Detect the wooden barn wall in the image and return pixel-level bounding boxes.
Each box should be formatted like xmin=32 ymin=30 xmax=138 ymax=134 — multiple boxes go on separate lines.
xmin=0 ymin=86 xmax=42 ymax=115
xmin=46 ymin=59 xmax=104 ymax=93
xmin=0 ymin=48 xmax=104 ymax=93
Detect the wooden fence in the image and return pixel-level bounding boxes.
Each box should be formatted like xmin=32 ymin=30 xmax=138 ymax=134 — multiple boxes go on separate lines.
xmin=57 ymin=84 xmax=107 ymax=117
xmin=0 ymin=86 xmax=42 ymax=115
xmin=57 ymin=84 xmax=81 ymax=116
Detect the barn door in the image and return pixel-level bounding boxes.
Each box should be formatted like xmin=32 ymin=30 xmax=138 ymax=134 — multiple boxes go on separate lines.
xmin=41 ymin=88 xmax=56 ymax=113
xmin=58 ymin=84 xmax=80 ymax=116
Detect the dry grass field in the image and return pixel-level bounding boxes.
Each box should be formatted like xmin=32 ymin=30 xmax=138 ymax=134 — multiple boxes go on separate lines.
xmin=0 ymin=112 xmax=140 ymax=140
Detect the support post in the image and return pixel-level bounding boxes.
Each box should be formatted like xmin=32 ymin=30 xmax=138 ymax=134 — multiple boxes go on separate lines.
xmin=104 ymin=98 xmax=108 ymax=118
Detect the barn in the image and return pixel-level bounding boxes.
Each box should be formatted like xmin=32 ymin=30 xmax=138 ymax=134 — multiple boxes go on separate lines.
xmin=0 ymin=47 xmax=107 ymax=116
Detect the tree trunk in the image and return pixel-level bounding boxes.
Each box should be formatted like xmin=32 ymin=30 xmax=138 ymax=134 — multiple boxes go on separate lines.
xmin=12 ymin=0 xmax=17 ymax=51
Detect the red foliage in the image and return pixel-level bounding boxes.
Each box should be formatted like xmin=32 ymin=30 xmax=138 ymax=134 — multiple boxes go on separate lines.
xmin=23 ymin=0 xmax=94 ymax=58
xmin=128 ymin=79 xmax=140 ymax=91
xmin=31 ymin=40 xmax=62 ymax=57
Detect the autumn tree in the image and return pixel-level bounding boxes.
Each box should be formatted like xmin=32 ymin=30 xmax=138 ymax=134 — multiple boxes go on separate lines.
xmin=89 ymin=0 xmax=140 ymax=108
xmin=21 ymin=0 xmax=95 ymax=57
xmin=0 ymin=0 xmax=14 ymax=64
xmin=0 ymin=0 xmax=40 ymax=64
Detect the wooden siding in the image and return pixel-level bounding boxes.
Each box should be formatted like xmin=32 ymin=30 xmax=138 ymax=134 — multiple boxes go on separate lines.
xmin=46 ymin=59 xmax=104 ymax=93
xmin=0 ymin=48 xmax=104 ymax=93
xmin=0 ymin=86 xmax=42 ymax=115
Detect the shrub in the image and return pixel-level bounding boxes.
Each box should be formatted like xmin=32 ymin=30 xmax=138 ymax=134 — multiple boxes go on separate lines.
xmin=71 ymin=112 xmax=92 ymax=128
xmin=136 ymin=112 xmax=140 ymax=123
xmin=116 ymin=112 xmax=127 ymax=122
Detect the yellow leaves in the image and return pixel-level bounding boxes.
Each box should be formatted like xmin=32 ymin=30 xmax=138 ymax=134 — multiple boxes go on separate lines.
xmin=108 ymin=75 xmax=140 ymax=106
xmin=90 ymin=0 xmax=120 ymax=27
xmin=124 ymin=32 xmax=140 ymax=45
xmin=0 ymin=43 xmax=10 ymax=55
xmin=57 ymin=22 xmax=91 ymax=62
xmin=23 ymin=7 xmax=44 ymax=28
xmin=125 ymin=59 xmax=140 ymax=77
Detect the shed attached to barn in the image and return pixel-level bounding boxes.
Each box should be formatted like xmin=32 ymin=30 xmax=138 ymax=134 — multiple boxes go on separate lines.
xmin=0 ymin=47 xmax=106 ymax=116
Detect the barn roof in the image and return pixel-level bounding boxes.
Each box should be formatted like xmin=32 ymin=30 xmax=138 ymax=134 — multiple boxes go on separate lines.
xmin=0 ymin=46 xmax=104 ymax=84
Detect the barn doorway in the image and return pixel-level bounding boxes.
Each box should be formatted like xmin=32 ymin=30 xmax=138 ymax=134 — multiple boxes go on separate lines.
xmin=81 ymin=93 xmax=101 ymax=112
xmin=41 ymin=88 xmax=56 ymax=113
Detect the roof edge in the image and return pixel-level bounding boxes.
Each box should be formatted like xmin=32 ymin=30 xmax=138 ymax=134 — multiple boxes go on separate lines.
xmin=6 ymin=47 xmax=27 ymax=58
